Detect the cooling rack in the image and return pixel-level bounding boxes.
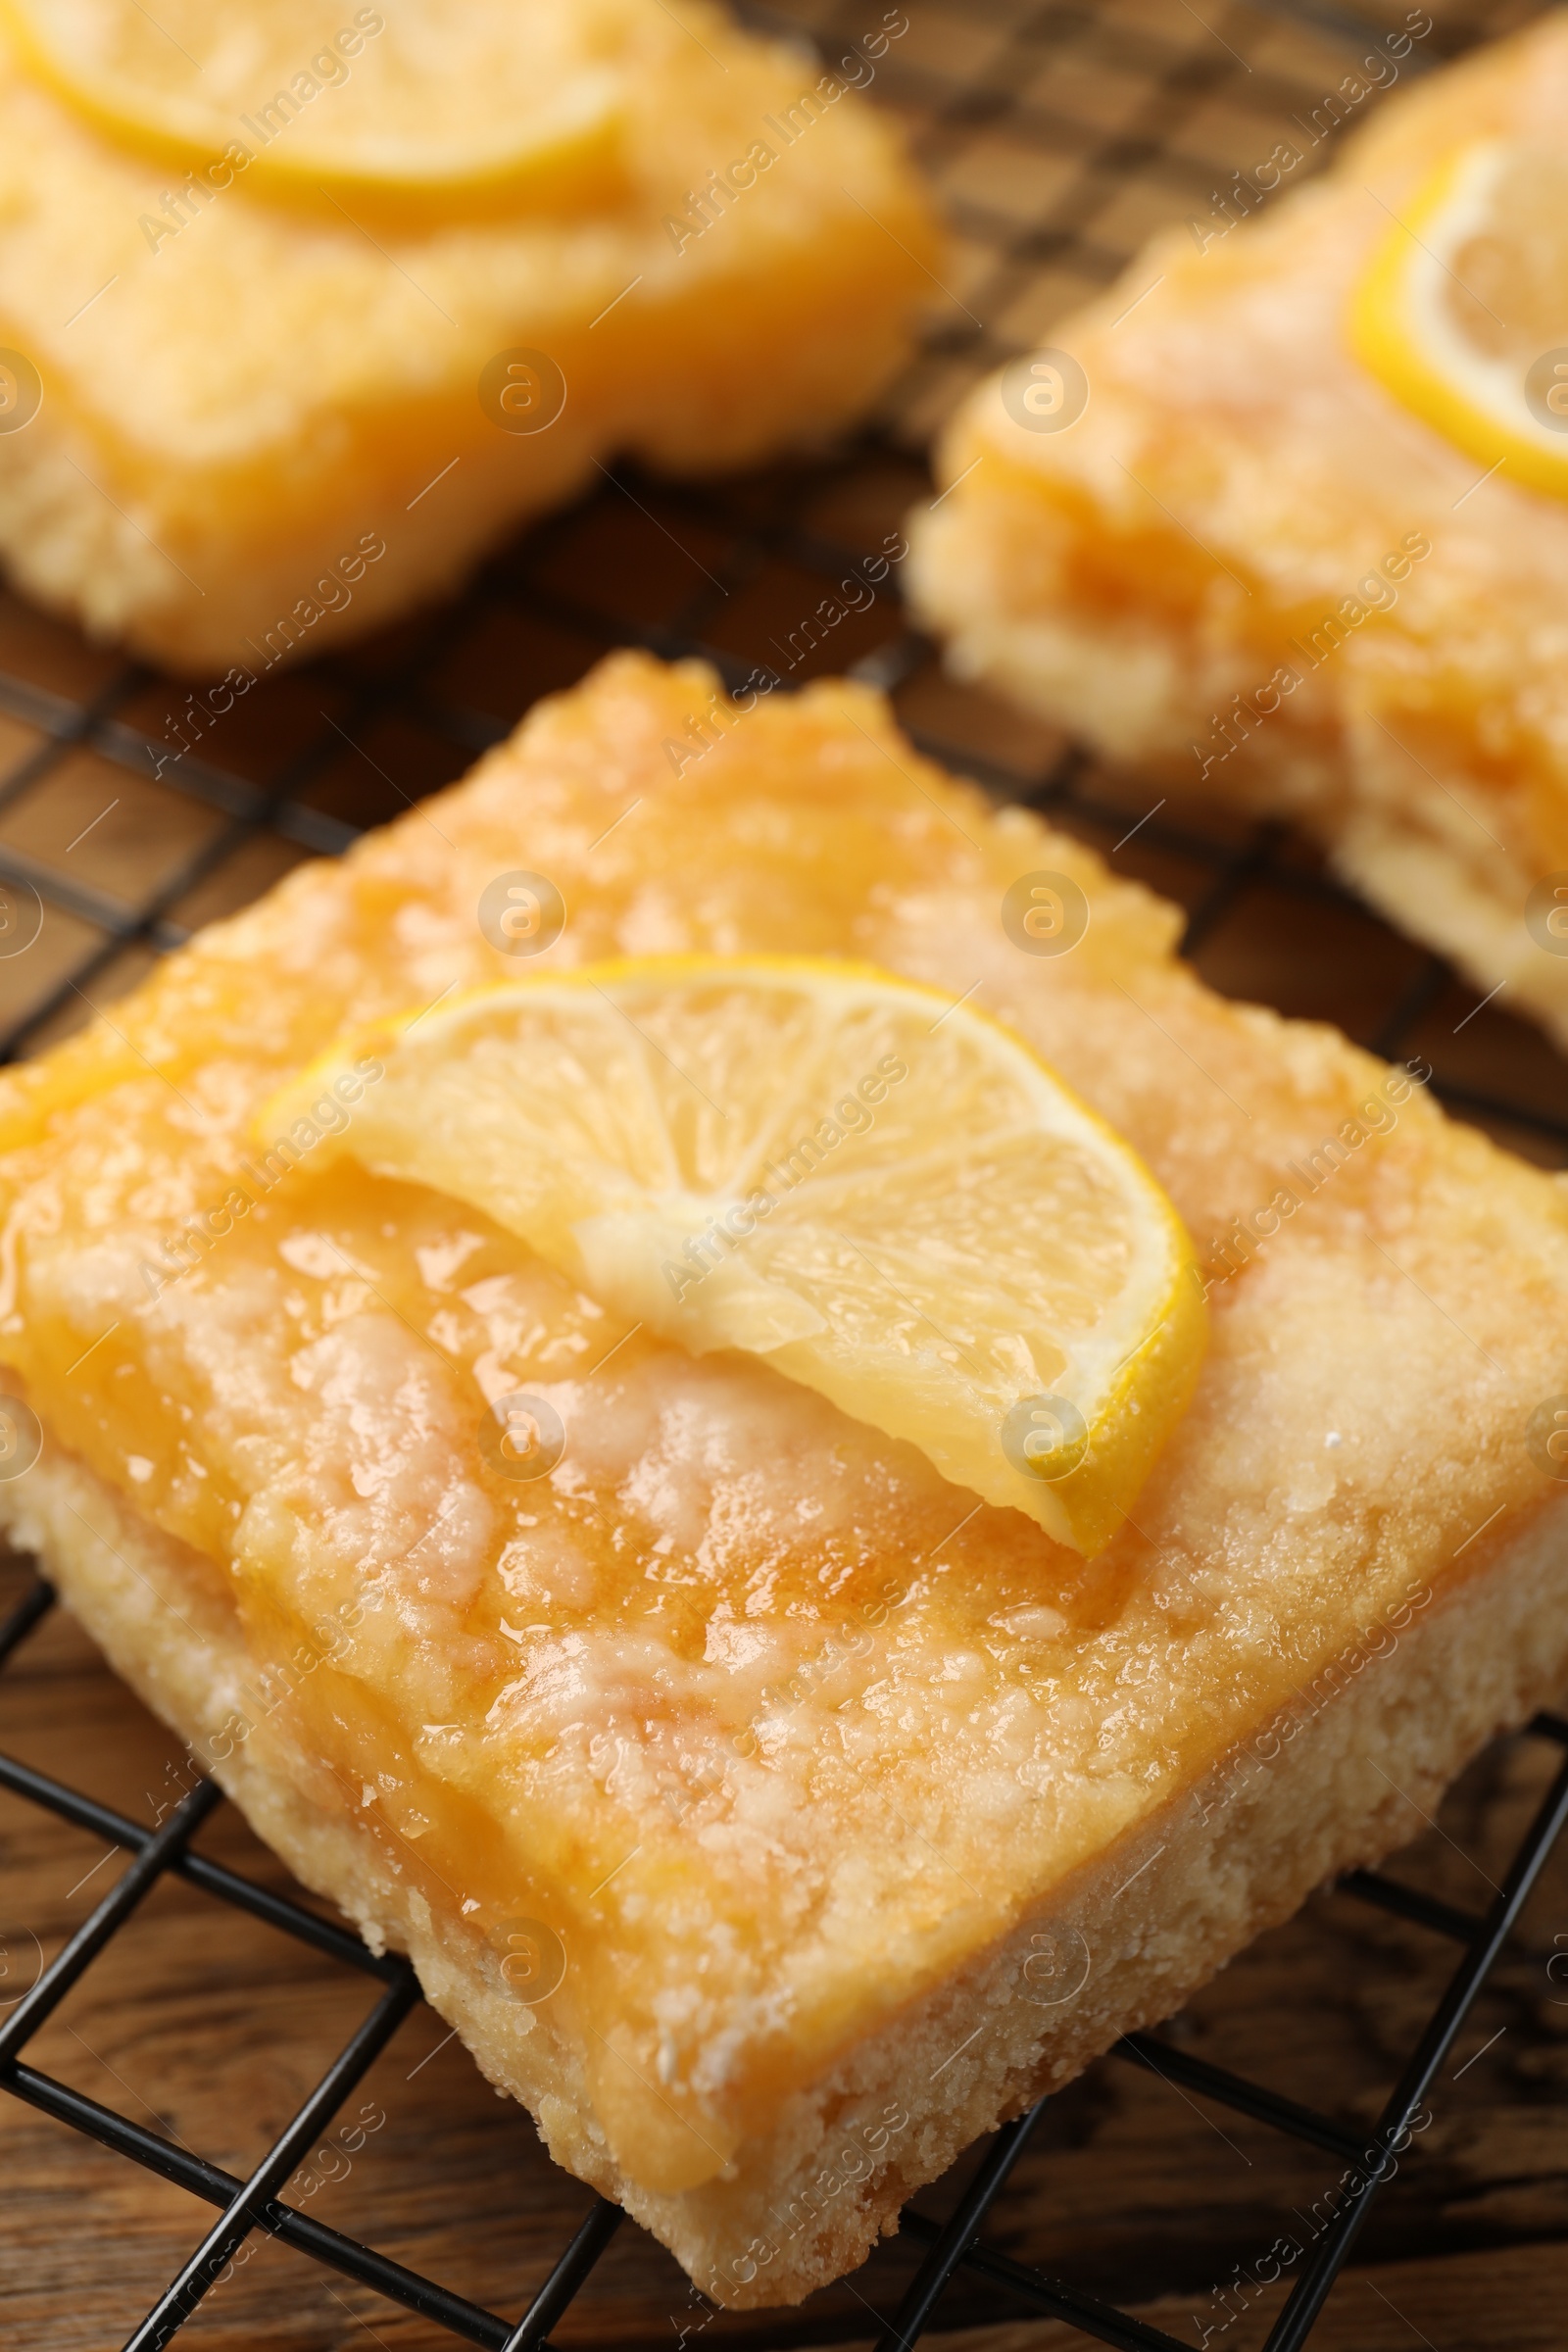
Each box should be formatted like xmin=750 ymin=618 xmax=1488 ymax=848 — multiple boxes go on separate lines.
xmin=1 ymin=0 xmax=1565 ymax=2345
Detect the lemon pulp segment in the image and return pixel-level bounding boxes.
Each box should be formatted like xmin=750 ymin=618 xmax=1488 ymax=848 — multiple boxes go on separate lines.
xmin=0 ymin=0 xmax=628 ymax=207
xmin=1350 ymin=138 xmax=1568 ymax=499
xmin=263 ymin=957 xmax=1207 ymax=1556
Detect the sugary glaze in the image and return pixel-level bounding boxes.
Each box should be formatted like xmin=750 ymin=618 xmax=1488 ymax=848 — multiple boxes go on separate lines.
xmin=908 ymin=16 xmax=1568 ymax=1027
xmin=0 ymin=3 xmax=935 ymax=667
xmin=1 ymin=653 xmax=1565 ymax=2194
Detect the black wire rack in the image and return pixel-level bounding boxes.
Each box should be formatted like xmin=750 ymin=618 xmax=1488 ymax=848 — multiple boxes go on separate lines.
xmin=0 ymin=0 xmax=1565 ymax=2346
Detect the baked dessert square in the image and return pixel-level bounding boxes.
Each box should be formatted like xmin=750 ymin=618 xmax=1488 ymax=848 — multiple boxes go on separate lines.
xmin=909 ymin=13 xmax=1568 ymax=1053
xmin=0 ymin=650 xmax=1566 ymax=2303
xmin=0 ymin=0 xmax=936 ymax=674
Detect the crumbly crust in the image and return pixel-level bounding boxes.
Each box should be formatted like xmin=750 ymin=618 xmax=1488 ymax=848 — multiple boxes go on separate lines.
xmin=9 ymin=1437 xmax=1565 ymax=2305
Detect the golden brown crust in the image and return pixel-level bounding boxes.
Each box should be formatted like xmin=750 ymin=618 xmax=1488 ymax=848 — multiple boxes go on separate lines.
xmin=10 ymin=1434 xmax=1567 ymax=2303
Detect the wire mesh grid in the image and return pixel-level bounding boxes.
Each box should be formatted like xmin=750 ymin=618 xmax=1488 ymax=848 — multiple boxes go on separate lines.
xmin=0 ymin=0 xmax=1565 ymax=2344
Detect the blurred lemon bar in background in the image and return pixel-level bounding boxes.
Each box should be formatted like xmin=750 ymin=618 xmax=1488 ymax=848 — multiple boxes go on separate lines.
xmin=909 ymin=13 xmax=1568 ymax=1053
xmin=0 ymin=0 xmax=937 ymax=672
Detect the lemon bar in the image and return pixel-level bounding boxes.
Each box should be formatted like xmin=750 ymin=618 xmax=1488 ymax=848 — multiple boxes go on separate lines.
xmin=909 ymin=13 xmax=1568 ymax=1051
xmin=0 ymin=0 xmax=936 ymax=675
xmin=1 ymin=651 xmax=1567 ymax=2304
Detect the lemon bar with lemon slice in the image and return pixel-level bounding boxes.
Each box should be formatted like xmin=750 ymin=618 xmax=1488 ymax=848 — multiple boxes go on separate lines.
xmin=1 ymin=650 xmax=1567 ymax=2304
xmin=910 ymin=12 xmax=1568 ymax=1052
xmin=0 ymin=0 xmax=936 ymax=674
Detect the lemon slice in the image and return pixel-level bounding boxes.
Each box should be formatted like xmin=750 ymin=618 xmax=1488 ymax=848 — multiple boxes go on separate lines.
xmin=263 ymin=957 xmax=1205 ymax=1555
xmin=1350 ymin=138 xmax=1568 ymax=499
xmin=0 ymin=0 xmax=626 ymax=210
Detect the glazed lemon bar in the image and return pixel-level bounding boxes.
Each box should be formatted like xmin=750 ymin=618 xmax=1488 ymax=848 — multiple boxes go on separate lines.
xmin=909 ymin=12 xmax=1568 ymax=1051
xmin=0 ymin=0 xmax=935 ymax=674
xmin=2 ymin=650 xmax=1567 ymax=2305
